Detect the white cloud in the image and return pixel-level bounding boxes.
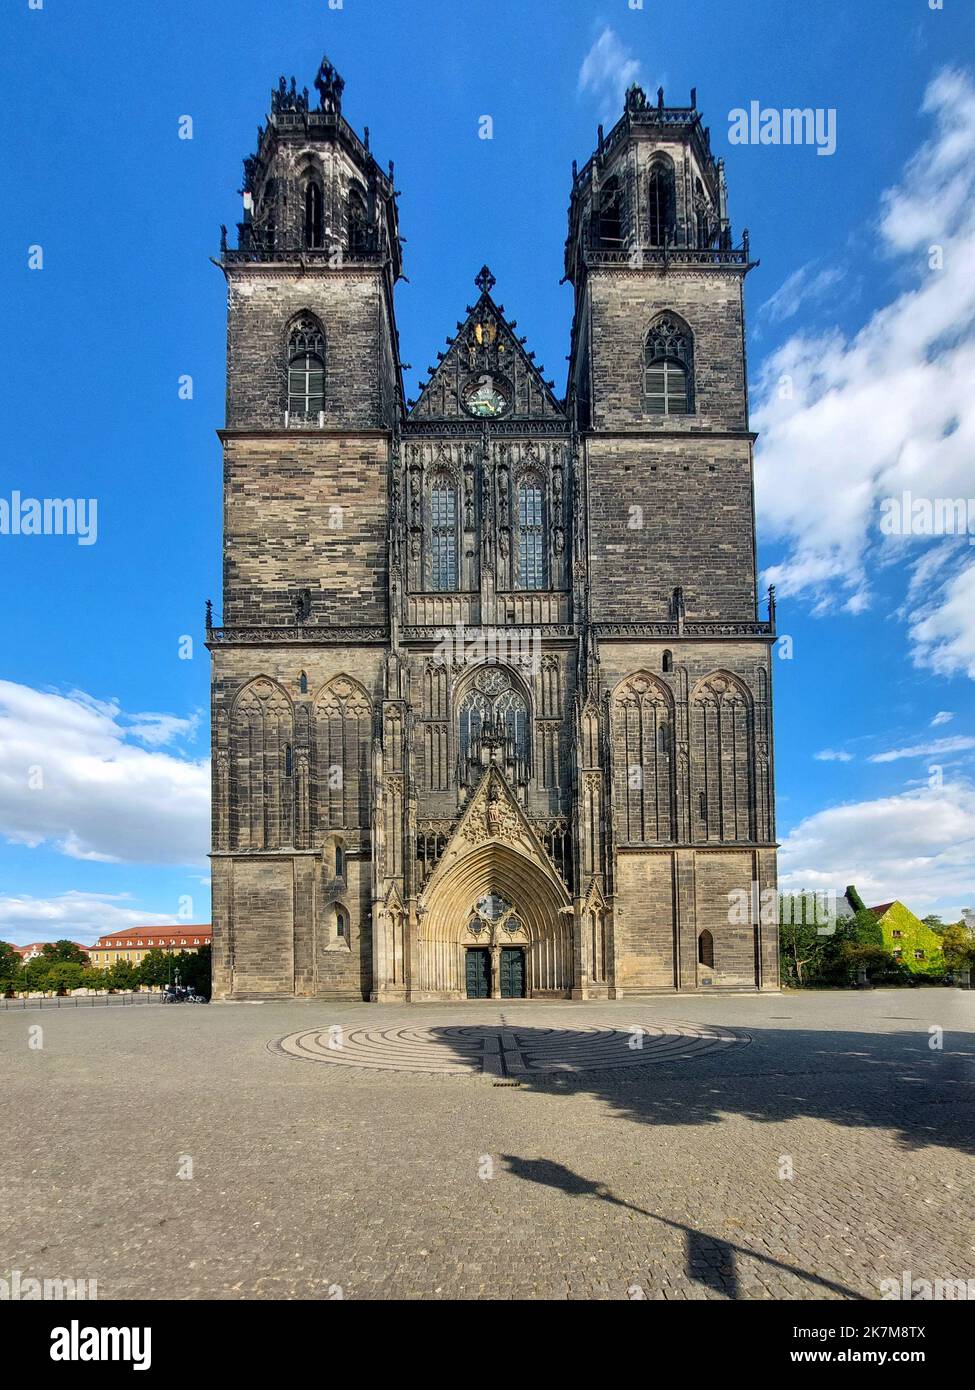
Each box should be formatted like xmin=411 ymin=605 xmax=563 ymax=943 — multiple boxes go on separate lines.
xmin=0 ymin=892 xmax=178 ymax=947
xmin=778 ymin=777 xmax=975 ymax=916
xmin=758 ymin=261 xmax=846 ymax=327
xmin=753 ymin=67 xmax=975 ymax=660
xmin=931 ymin=710 xmax=954 ymax=726
xmin=0 ymin=680 xmax=209 ymax=866
xmin=578 ymin=28 xmax=644 ymax=125
xmin=868 ymin=735 xmax=975 ymax=763
xmin=814 ymin=748 xmax=853 ymax=762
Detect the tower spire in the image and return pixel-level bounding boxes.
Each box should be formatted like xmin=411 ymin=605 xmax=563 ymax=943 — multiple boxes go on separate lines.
xmin=314 ymin=54 xmax=345 ymax=114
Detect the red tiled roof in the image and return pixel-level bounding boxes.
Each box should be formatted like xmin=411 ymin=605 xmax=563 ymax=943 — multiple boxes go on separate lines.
xmin=91 ymin=926 xmax=211 ymax=948
xmin=12 ymin=941 xmax=89 ymax=958
xmin=868 ymin=903 xmax=896 ymax=916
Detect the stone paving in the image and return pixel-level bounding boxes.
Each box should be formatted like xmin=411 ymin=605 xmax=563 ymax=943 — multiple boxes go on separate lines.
xmin=2 ymin=990 xmax=974 ymax=1300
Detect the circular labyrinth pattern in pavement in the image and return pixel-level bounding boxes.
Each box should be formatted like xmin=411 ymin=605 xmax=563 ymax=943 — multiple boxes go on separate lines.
xmin=269 ymin=1020 xmax=748 ymax=1076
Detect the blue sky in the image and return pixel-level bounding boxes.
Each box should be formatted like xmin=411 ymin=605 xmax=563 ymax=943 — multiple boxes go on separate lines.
xmin=2 ymin=0 xmax=975 ymax=941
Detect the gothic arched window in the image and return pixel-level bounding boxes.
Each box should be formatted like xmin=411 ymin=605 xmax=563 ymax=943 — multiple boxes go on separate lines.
xmin=662 ymin=649 xmax=674 ymax=673
xmin=698 ymin=929 xmax=714 ymax=968
xmin=612 ymin=672 xmax=676 ymax=843
xmin=314 ymin=677 xmax=372 ymax=829
xmin=517 ymin=480 xmax=545 ymax=590
xmin=231 ymin=678 xmax=294 ymax=851
xmin=647 ymin=162 xmax=676 ymax=246
xmin=430 ymin=480 xmax=458 ymax=591
xmin=645 ymin=314 xmax=694 ymax=415
xmin=288 ymin=317 xmax=326 ymax=417
xmin=305 ymin=180 xmax=324 ymax=248
xmin=458 ymin=670 xmax=530 ymax=781
xmin=597 ymin=175 xmax=623 ymax=248
xmin=692 ymin=672 xmax=756 ymax=842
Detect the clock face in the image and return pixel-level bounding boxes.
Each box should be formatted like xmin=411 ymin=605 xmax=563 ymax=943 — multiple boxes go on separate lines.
xmin=463 ymin=376 xmax=510 ymax=418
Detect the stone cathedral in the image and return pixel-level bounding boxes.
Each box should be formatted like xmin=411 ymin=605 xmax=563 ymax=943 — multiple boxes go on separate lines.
xmin=207 ymin=57 xmax=779 ymax=1001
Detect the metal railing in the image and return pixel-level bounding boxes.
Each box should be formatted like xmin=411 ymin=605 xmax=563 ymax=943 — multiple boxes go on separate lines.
xmin=0 ymin=991 xmax=168 ymax=1013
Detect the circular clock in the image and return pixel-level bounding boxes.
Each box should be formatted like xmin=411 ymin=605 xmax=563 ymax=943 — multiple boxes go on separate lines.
xmin=462 ymin=375 xmax=511 ymax=418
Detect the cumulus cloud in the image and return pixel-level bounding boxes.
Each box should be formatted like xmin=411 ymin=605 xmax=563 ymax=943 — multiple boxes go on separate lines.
xmin=778 ymin=777 xmax=975 ymax=916
xmin=753 ymin=67 xmax=975 ymax=658
xmin=931 ymin=710 xmax=954 ymax=726
xmin=0 ymin=892 xmax=179 ymax=947
xmin=0 ymin=680 xmax=209 ymax=866
xmin=869 ymin=735 xmax=975 ymax=763
xmin=814 ymin=748 xmax=853 ymax=762
xmin=578 ymin=27 xmax=644 ymax=125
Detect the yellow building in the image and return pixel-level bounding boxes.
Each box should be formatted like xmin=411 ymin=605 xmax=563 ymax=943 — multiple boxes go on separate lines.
xmin=88 ymin=926 xmax=211 ymax=968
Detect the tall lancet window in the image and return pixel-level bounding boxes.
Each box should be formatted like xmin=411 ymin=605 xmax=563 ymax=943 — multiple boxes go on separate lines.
xmin=288 ymin=317 xmax=326 ymax=416
xmin=645 ymin=314 xmax=694 ymax=415
xmin=517 ymin=481 xmax=545 ymax=589
xmin=430 ymin=481 xmax=458 ymax=591
xmin=647 ymin=161 xmax=675 ymax=246
xmin=305 ymin=180 xmax=324 ymax=248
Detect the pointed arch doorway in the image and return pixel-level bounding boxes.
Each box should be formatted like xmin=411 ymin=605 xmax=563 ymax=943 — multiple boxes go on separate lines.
xmin=418 ymin=841 xmax=573 ymax=1000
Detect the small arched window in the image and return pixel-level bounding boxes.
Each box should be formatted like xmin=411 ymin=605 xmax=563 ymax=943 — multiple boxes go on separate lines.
xmin=647 ymin=162 xmax=676 ymax=247
xmin=288 ymin=318 xmax=326 ymax=417
xmin=336 ymin=908 xmax=347 ymax=938
xmin=698 ymin=929 xmax=714 ymax=968
xmin=518 ymin=481 xmax=545 ymax=589
xmin=662 ymin=650 xmax=673 ymax=673
xmin=645 ymin=314 xmax=694 ymax=415
xmin=299 ymin=671 xmax=308 ymax=694
xmin=305 ymin=180 xmax=324 ymax=249
xmin=430 ymin=481 xmax=458 ymax=591
xmin=335 ymin=844 xmax=345 ymax=879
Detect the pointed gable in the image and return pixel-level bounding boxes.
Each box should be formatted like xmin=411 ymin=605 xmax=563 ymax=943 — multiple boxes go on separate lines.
xmin=421 ymin=765 xmax=570 ymax=904
xmin=408 ymin=266 xmax=565 ymax=423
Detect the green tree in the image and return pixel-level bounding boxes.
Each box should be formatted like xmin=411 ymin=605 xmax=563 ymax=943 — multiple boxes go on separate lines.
xmin=137 ymin=948 xmax=173 ymax=988
xmin=941 ymin=923 xmax=975 ymax=972
xmin=41 ymin=940 xmax=89 ymax=965
xmin=172 ymin=946 xmax=211 ymax=998
xmin=107 ymin=957 xmax=139 ymax=991
xmin=44 ymin=962 xmax=86 ymax=994
xmin=0 ymin=942 xmax=22 ymax=993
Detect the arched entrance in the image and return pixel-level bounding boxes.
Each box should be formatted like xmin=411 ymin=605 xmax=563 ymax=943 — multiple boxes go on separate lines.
xmin=417 ymin=840 xmax=573 ymax=999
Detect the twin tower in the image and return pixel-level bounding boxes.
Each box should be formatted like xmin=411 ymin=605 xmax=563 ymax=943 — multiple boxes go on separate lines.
xmin=207 ymin=57 xmax=779 ymax=1001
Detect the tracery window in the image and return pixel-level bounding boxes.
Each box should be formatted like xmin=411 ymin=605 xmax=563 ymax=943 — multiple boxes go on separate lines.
xmin=645 ymin=314 xmax=694 ymax=415
xmin=517 ymin=481 xmax=545 ymax=589
xmin=430 ymin=482 xmax=458 ymax=591
xmin=348 ymin=186 xmax=369 ymax=254
xmin=288 ymin=317 xmax=326 ymax=416
xmin=458 ymin=669 xmax=530 ymax=779
xmin=597 ymin=175 xmax=623 ymax=248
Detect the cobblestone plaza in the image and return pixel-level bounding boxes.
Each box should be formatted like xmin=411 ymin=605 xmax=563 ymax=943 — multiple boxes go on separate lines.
xmin=3 ymin=990 xmax=973 ymax=1300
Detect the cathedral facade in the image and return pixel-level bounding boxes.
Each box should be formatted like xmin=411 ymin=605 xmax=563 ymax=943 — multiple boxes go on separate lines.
xmin=207 ymin=58 xmax=779 ymax=1001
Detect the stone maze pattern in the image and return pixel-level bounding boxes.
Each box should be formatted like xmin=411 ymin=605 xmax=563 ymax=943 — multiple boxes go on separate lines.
xmin=270 ymin=1015 xmax=749 ymax=1076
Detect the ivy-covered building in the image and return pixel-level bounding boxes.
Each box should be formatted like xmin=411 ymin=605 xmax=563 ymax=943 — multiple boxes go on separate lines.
xmin=845 ymin=887 xmax=944 ymax=974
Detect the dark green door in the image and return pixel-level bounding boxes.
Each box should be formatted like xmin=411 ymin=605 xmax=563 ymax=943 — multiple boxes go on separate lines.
xmin=465 ymin=948 xmax=491 ymax=999
xmin=500 ymin=947 xmax=525 ymax=999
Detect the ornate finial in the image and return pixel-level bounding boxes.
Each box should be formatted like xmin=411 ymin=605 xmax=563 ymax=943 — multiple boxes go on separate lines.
xmin=690 ymin=86 xmax=697 ymax=109
xmin=474 ymin=264 xmax=496 ymax=294
xmin=626 ymin=83 xmax=647 ymax=113
xmin=205 ymin=598 xmax=213 ymax=631
xmin=657 ymin=86 xmax=665 ymax=111
xmin=742 ymin=227 xmax=751 ymax=258
xmin=314 ymin=54 xmax=345 ymax=114
xmin=768 ymin=583 xmax=776 ymax=624
xmin=219 ymin=225 xmax=227 ymax=254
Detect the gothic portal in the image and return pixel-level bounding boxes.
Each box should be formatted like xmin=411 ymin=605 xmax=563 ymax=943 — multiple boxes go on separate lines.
xmin=207 ymin=58 xmax=779 ymax=1000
